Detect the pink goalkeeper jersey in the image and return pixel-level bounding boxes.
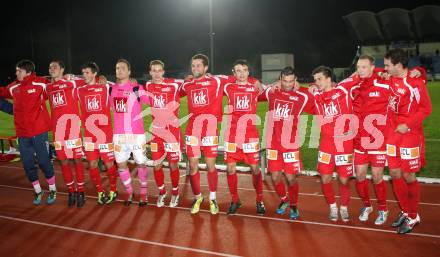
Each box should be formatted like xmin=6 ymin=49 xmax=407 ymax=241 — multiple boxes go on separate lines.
xmin=109 ymin=81 xmax=149 ymax=135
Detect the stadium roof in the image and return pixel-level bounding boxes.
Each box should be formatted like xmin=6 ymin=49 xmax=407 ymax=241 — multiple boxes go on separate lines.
xmin=343 ymin=5 xmax=440 ymax=44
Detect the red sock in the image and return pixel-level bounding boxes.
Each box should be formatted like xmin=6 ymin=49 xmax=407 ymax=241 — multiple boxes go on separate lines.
xmin=89 ymin=167 xmax=103 ymax=192
xmin=227 ymin=173 xmax=239 ymax=202
xmin=355 ymin=180 xmax=371 ymax=207
xmin=106 ymin=165 xmax=118 ymax=192
xmin=392 ymin=177 xmax=409 ymax=213
xmin=75 ymin=161 xmax=85 ymax=192
xmin=407 ymin=180 xmax=420 ymax=219
xmin=288 ymin=182 xmax=299 ymax=206
xmin=274 ymin=181 xmax=288 ymax=202
xmin=207 ymin=170 xmax=218 ymax=193
xmin=61 ymin=164 xmax=75 ymax=193
xmin=373 ymin=180 xmax=387 ymax=211
xmin=339 ymin=183 xmax=350 ymax=206
xmin=252 ymin=172 xmax=263 ymax=202
xmin=190 ymin=172 xmax=201 ymax=196
xmin=154 ymin=168 xmax=166 ymax=195
xmin=170 ymin=168 xmax=180 ymax=195
xmin=321 ymin=182 xmax=336 ymax=205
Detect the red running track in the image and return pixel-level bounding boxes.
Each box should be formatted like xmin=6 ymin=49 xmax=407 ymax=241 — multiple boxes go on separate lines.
xmin=0 ymin=162 xmax=439 ymax=257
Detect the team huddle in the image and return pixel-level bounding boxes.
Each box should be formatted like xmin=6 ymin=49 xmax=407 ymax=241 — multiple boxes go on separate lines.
xmin=0 ymin=48 xmax=431 ymax=235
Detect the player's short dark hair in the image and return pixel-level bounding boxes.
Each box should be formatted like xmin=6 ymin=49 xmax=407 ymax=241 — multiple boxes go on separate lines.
xmin=358 ymin=54 xmax=375 ymax=65
xmin=232 ymin=59 xmax=249 ymax=69
xmin=50 ymin=59 xmax=65 ymax=69
xmin=81 ymin=61 xmax=100 ymax=74
xmin=116 ymin=58 xmax=131 ymax=71
xmin=312 ymin=65 xmax=333 ymax=79
xmin=280 ymin=66 xmax=297 ymax=78
xmin=149 ymin=60 xmax=165 ymax=69
xmin=16 ymin=59 xmax=35 ymax=73
xmin=385 ymin=48 xmax=409 ymax=68
xmin=191 ymin=54 xmax=209 ymax=67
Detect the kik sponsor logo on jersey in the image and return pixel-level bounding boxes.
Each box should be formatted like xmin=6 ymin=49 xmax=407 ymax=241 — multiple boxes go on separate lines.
xmin=85 ymin=94 xmax=102 ymax=112
xmin=234 ymin=93 xmax=251 ymax=111
xmin=114 ymin=97 xmax=128 ymax=113
xmin=51 ymin=90 xmax=67 ymax=107
xmin=273 ymin=100 xmax=293 ymax=120
xmin=191 ymin=88 xmax=209 ymax=106
xmin=153 ymin=93 xmax=167 ymax=109
xmin=323 ymin=100 xmax=341 ymax=117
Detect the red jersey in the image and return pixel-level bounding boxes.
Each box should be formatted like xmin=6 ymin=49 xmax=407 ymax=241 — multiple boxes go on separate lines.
xmin=223 ymin=81 xmax=260 ymax=145
xmin=0 ymin=73 xmax=50 ymax=137
xmin=145 ymin=78 xmax=183 ymax=128
xmin=387 ymin=74 xmax=432 ymax=133
xmin=46 ymin=79 xmax=81 ymax=140
xmin=263 ymin=87 xmax=314 ymax=150
xmin=312 ymin=78 xmax=357 ymax=138
xmin=77 ymin=83 xmax=113 ymax=142
xmin=180 ymin=75 xmax=233 ymax=122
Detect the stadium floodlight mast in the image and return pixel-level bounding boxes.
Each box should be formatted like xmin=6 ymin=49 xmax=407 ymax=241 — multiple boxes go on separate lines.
xmin=209 ymin=0 xmax=215 ymax=73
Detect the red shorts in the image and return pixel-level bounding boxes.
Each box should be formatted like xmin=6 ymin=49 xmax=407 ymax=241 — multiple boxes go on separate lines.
xmin=267 ymin=149 xmax=302 ymax=175
xmin=150 ymin=126 xmax=182 ymax=163
xmin=354 ymin=150 xmax=386 ymax=167
xmin=386 ymin=130 xmax=422 ymax=173
xmin=84 ymin=142 xmax=115 ymax=163
xmin=185 ymin=118 xmax=219 ymax=158
xmin=53 ymin=138 xmax=84 ymax=160
xmin=224 ymin=150 xmax=259 ymax=165
xmin=150 ymin=137 xmax=182 ymax=163
xmin=317 ymin=137 xmax=354 ymax=177
xmin=186 ymin=144 xmax=218 ymax=158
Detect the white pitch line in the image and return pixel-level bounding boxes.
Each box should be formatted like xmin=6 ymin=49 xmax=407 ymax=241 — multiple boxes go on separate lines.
xmin=1 ymin=165 xmax=440 ymax=207
xmin=0 ymin=215 xmax=241 ymax=257
xmin=0 ymin=184 xmax=439 ymax=240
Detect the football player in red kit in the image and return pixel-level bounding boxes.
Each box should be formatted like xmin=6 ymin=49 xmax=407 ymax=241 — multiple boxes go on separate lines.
xmin=310 ymin=66 xmax=358 ymax=222
xmin=223 ymin=59 xmax=265 ymax=215
xmin=262 ymin=67 xmax=315 ymax=219
xmin=383 ymin=49 xmax=432 ymax=234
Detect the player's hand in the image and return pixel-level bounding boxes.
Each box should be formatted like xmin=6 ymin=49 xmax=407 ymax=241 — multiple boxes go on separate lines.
xmin=409 ymin=69 xmax=421 ymax=78
xmin=377 ymin=72 xmax=390 ymax=80
xmin=395 ymin=123 xmax=410 ymax=134
xmin=64 ymin=74 xmax=75 ymax=80
xmin=98 ymin=75 xmax=108 ymax=84
xmin=308 ymin=84 xmax=318 ymax=94
xmin=269 ymin=80 xmax=281 ymax=93
xmin=253 ymin=80 xmax=263 ymax=93
xmin=350 ymin=71 xmax=359 ymax=78
xmin=294 ymin=80 xmax=300 ymax=91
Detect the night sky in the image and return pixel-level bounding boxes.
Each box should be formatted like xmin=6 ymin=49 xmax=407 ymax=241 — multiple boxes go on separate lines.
xmin=0 ymin=0 xmax=437 ymax=84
